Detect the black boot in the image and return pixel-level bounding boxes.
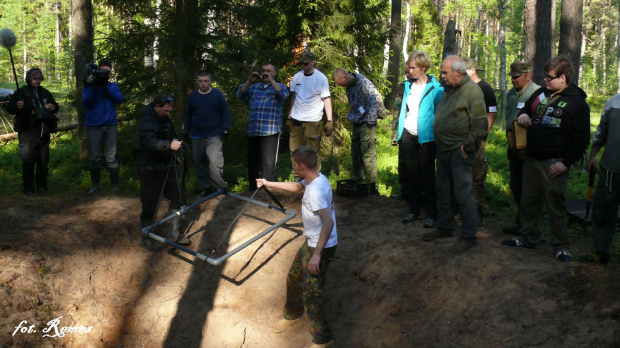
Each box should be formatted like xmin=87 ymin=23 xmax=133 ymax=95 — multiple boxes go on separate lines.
xmin=139 ymin=219 xmax=163 ymax=251
xmin=88 ymin=170 xmax=100 ymax=194
xmin=109 ymin=167 xmax=120 ymax=193
xmin=166 ymin=209 xmax=191 ymax=245
xmin=369 ymin=183 xmax=380 ymax=196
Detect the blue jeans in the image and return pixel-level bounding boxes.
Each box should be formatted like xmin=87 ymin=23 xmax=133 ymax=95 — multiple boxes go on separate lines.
xmin=86 ymin=125 xmax=119 ymax=170
xmin=191 ymin=136 xmax=227 ymax=190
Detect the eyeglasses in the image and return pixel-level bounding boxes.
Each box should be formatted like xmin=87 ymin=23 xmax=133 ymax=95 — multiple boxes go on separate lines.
xmin=299 ymin=62 xmax=309 ymax=66
xmin=543 ymin=73 xmax=560 ymax=81
xmin=510 ymin=74 xmax=523 ymax=80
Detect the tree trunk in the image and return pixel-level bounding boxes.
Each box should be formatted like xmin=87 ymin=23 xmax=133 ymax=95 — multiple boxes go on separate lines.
xmin=442 ymin=19 xmax=458 ymax=59
xmin=402 ymin=1 xmax=411 ymax=62
xmin=498 ymin=0 xmax=507 ymax=130
xmin=559 ymin=0 xmax=584 ymax=85
xmin=385 ymin=0 xmax=402 ymax=110
xmin=525 ymin=0 xmax=553 ymax=86
xmin=72 ymin=0 xmax=94 ymax=157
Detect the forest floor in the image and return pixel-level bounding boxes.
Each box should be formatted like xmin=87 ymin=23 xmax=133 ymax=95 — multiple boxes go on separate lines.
xmin=0 ymin=189 xmax=619 ymax=348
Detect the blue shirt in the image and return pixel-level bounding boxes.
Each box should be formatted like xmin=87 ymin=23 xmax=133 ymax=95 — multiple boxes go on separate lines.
xmin=184 ymin=88 xmax=230 ymax=138
xmin=237 ymin=82 xmax=290 ymax=136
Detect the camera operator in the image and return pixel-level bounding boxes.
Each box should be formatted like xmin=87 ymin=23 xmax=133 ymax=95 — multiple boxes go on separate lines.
xmin=83 ymin=58 xmax=124 ymax=194
xmin=136 ymin=93 xmax=190 ymax=249
xmin=7 ymin=68 xmax=59 ymax=195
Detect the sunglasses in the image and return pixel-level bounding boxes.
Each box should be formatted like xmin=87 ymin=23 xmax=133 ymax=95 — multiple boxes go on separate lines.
xmin=543 ymin=73 xmax=560 ymax=81
xmin=511 ymin=74 xmax=523 ymax=79
xmin=299 ymin=62 xmax=310 ymax=66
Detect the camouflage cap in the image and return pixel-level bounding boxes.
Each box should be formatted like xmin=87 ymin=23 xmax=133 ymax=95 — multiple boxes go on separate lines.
xmin=465 ymin=58 xmax=484 ymax=71
xmin=509 ymin=61 xmax=532 ymax=76
xmin=298 ymin=51 xmax=315 ymax=64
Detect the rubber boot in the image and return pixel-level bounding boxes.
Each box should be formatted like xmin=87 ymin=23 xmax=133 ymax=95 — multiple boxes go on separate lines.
xmin=369 ymin=183 xmax=380 ymax=196
xmin=109 ymin=167 xmax=120 ymax=193
xmin=166 ymin=209 xmax=191 ymax=245
xmin=139 ymin=219 xmax=163 ymax=251
xmin=88 ymin=170 xmax=100 ymax=194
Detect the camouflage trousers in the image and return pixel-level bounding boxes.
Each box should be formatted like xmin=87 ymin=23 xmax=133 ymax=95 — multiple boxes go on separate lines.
xmin=351 ymin=123 xmax=377 ymax=184
xmin=472 ymin=139 xmax=488 ymax=207
xmin=283 ymin=242 xmax=337 ymax=345
xmin=289 ymin=120 xmax=323 ymax=174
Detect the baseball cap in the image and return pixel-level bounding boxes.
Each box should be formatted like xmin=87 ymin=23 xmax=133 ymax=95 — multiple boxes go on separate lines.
xmin=298 ymin=51 xmax=315 ymax=64
xmin=465 ymin=58 xmax=484 ymax=71
xmin=509 ymin=61 xmax=532 ymax=76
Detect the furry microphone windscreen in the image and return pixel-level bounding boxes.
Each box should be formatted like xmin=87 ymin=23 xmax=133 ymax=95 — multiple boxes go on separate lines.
xmin=0 ymin=28 xmax=17 ymax=49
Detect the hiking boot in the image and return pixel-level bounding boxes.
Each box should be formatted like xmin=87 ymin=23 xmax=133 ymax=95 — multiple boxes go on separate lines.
xmin=502 ymin=225 xmax=521 ymax=235
xmin=166 ymin=209 xmax=191 ymax=246
xmin=555 ymin=250 xmax=572 ymax=262
xmin=578 ymin=253 xmax=609 ymax=266
xmin=450 ymin=239 xmax=476 ymax=253
xmin=310 ymin=340 xmax=334 ymax=348
xmin=273 ymin=318 xmax=301 ymax=333
xmin=402 ymin=213 xmax=420 ymax=224
xmin=423 ymin=218 xmax=436 ymax=228
xmin=501 ymin=237 xmax=535 ymax=249
xmin=422 ymin=229 xmax=453 ymax=241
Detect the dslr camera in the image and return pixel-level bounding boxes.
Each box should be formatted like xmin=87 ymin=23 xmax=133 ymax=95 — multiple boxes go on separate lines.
xmin=84 ymin=61 xmax=110 ymax=87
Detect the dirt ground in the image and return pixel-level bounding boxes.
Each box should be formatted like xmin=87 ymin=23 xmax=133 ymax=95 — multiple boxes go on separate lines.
xmin=0 ymin=189 xmax=619 ymax=348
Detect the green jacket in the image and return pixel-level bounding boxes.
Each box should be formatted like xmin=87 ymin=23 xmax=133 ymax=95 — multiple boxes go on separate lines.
xmin=433 ymin=75 xmax=488 ymax=155
xmin=505 ymin=81 xmax=540 ymax=131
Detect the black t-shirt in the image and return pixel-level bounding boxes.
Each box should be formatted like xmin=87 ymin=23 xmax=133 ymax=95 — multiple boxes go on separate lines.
xmin=477 ymin=79 xmax=497 ymax=113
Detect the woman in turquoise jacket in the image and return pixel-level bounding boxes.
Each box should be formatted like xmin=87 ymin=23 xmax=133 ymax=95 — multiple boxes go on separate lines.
xmin=391 ymin=50 xmax=443 ymax=227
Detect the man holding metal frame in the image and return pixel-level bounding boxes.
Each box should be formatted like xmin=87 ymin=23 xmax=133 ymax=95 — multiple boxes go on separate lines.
xmin=136 ymin=93 xmax=190 ymax=248
xmin=257 ymin=146 xmax=337 ymax=348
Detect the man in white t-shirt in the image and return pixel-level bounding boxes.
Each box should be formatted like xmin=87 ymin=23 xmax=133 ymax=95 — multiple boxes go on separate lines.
xmin=257 ymin=146 xmax=337 ymax=348
xmin=287 ymin=51 xmax=333 ymax=175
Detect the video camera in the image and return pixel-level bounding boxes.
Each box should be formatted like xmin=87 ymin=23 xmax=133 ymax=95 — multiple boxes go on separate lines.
xmin=84 ymin=61 xmax=110 ymax=87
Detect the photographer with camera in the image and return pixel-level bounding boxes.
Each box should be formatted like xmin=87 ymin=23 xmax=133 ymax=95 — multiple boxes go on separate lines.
xmin=7 ymin=68 xmax=59 ymax=195
xmin=83 ymin=58 xmax=124 ymax=194
xmin=237 ymin=63 xmax=290 ymax=190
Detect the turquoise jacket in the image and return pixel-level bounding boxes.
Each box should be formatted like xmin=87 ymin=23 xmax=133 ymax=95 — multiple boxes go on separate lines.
xmin=394 ymin=75 xmax=443 ymax=144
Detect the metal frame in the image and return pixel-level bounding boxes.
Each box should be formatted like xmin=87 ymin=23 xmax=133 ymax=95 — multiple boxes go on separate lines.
xmin=140 ymin=190 xmax=296 ymax=265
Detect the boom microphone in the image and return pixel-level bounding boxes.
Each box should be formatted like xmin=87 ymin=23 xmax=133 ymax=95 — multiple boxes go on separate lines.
xmin=0 ymin=28 xmax=20 ymax=91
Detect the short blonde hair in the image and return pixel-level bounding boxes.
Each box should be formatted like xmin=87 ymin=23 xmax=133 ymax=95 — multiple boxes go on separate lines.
xmin=406 ymin=50 xmax=431 ymax=71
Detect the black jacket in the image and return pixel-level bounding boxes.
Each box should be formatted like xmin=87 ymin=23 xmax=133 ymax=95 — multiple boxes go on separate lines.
xmin=7 ymin=85 xmax=59 ymax=135
xmin=137 ymin=104 xmax=178 ymax=171
xmin=522 ymin=83 xmax=590 ymax=168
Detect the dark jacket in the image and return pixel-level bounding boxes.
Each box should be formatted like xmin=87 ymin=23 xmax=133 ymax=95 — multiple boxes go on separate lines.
xmin=137 ymin=104 xmax=178 ymax=171
xmin=433 ymin=75 xmax=488 ymax=154
xmin=592 ymin=94 xmax=620 ymax=172
xmin=7 ymin=85 xmax=59 ymax=135
xmin=521 ymin=83 xmax=590 ymax=168
xmin=83 ymin=82 xmax=123 ymax=126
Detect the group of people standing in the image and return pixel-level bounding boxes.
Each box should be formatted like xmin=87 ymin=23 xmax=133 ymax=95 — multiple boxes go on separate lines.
xmin=7 ymin=50 xmax=618 ymax=348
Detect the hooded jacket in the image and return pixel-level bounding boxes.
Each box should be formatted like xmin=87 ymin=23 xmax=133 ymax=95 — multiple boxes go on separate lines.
xmin=521 ymin=83 xmax=590 ymax=168
xmin=83 ymin=82 xmax=123 ymax=126
xmin=392 ymin=75 xmax=443 ymax=144
xmin=137 ymin=104 xmax=178 ymax=172
xmin=7 ymin=85 xmax=59 ymax=135
xmin=433 ymin=75 xmax=488 ymax=154
xmin=592 ymin=94 xmax=620 ymax=173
